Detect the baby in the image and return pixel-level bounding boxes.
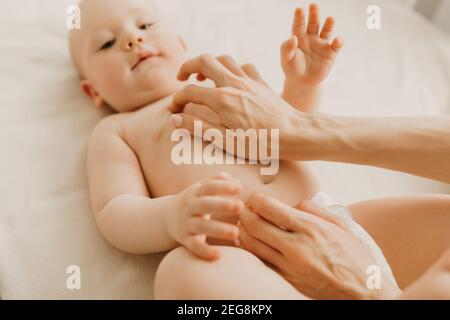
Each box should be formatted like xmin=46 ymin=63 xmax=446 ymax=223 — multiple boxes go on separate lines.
xmin=69 ymin=0 xmax=395 ymax=298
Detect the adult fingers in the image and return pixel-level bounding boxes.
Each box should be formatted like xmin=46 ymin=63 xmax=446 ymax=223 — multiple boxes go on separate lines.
xmin=183 ymin=102 xmax=222 ymax=125
xmin=216 ymin=55 xmax=246 ymax=77
xmin=171 ymin=85 xmax=218 ymax=113
xmin=195 ymin=55 xmax=247 ymax=81
xmin=238 ymin=222 xmax=285 ymax=270
xmin=239 ymin=205 xmax=291 ymax=253
xmin=177 ymin=54 xmax=237 ymax=87
xmin=241 ymin=63 xmax=269 ymax=88
xmin=246 ymin=193 xmax=299 ymax=232
xmin=295 ymin=200 xmax=351 ymax=232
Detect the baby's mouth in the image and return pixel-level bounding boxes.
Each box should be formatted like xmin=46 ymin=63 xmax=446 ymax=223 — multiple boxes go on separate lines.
xmin=132 ymin=51 xmax=157 ymax=70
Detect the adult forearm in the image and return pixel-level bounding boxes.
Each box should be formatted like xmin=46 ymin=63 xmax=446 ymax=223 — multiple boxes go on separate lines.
xmin=96 ymin=194 xmax=179 ymax=254
xmin=285 ymin=114 xmax=450 ymax=183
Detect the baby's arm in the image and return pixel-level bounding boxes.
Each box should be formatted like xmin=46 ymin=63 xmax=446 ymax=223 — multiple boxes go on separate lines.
xmin=87 ymin=117 xmax=178 ymax=254
xmin=87 ymin=117 xmax=242 ymax=258
xmin=281 ymin=5 xmax=343 ymax=113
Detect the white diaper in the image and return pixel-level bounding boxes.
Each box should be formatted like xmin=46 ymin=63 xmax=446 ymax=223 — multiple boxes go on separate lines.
xmin=310 ymin=192 xmax=398 ymax=288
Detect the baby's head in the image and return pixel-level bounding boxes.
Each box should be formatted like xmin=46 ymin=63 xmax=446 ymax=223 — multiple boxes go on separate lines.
xmin=69 ymin=0 xmax=187 ymax=112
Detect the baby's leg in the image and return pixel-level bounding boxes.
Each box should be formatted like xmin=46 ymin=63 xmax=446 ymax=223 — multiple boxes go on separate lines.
xmin=349 ymin=195 xmax=450 ymax=289
xmin=154 ymin=246 xmax=308 ymax=300
xmin=400 ymin=249 xmax=450 ymax=299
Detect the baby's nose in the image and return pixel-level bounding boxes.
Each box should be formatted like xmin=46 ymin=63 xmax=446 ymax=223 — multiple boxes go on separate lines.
xmin=125 ymin=36 xmax=144 ymax=50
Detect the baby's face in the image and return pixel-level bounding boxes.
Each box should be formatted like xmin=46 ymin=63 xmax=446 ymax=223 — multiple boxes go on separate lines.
xmin=70 ymin=0 xmax=187 ymax=112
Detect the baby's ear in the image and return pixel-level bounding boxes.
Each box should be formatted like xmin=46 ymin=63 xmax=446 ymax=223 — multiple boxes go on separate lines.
xmin=81 ymin=80 xmax=104 ymax=108
xmin=178 ymin=37 xmax=188 ymax=51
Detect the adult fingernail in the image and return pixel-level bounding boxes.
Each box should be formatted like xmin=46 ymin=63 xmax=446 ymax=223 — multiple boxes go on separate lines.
xmin=170 ymin=114 xmax=183 ymax=127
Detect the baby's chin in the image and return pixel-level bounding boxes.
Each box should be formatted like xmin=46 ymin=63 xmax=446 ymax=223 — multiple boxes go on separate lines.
xmin=105 ymin=65 xmax=186 ymax=112
xmin=110 ymin=84 xmax=182 ymax=113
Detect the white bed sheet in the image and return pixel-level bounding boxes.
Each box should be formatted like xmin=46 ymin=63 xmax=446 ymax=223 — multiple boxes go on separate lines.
xmin=0 ymin=0 xmax=449 ymax=299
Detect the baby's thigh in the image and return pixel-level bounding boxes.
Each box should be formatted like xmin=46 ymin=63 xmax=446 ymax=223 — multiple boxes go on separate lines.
xmin=154 ymin=246 xmax=306 ymax=300
xmin=349 ymin=195 xmax=450 ymax=288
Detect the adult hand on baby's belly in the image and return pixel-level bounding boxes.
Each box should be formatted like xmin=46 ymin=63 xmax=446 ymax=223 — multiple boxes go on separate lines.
xmin=182 ymin=102 xmax=222 ymax=127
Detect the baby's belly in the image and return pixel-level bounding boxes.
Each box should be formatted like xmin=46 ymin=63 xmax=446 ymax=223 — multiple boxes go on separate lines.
xmin=139 ymin=130 xmax=319 ymax=246
xmin=141 ymin=131 xmax=319 ymax=207
xmin=155 ymin=160 xmax=316 ymax=203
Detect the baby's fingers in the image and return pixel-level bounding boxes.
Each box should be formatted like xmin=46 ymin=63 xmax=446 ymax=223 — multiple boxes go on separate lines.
xmin=307 ymin=4 xmax=320 ymax=35
xmin=281 ymin=36 xmax=298 ymax=64
xmin=292 ymin=7 xmax=306 ymax=36
xmin=190 ymin=196 xmax=244 ymax=217
xmin=320 ymin=17 xmax=335 ymax=41
xmin=197 ymin=179 xmax=242 ymax=196
xmin=330 ymin=37 xmax=344 ymax=53
xmin=188 ymin=218 xmax=239 ymax=241
xmin=185 ymin=235 xmax=220 ymax=260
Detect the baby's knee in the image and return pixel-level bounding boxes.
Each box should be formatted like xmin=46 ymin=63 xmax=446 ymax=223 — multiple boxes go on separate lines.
xmin=154 ymin=246 xmax=260 ymax=299
xmin=154 ymin=247 xmax=192 ymax=299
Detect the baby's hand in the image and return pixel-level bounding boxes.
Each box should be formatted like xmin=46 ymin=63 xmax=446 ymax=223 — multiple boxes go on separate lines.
xmin=166 ymin=172 xmax=243 ymax=260
xmin=281 ymin=4 xmax=343 ymax=88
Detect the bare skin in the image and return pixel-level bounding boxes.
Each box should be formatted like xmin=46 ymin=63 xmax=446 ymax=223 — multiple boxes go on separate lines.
xmin=73 ymin=0 xmax=325 ymax=259
xmin=71 ymin=0 xmax=449 ymax=299
xmin=281 ymin=6 xmax=343 ymax=112
xmin=349 ymin=195 xmax=450 ymax=289
xmin=89 ymin=99 xmax=318 ymax=256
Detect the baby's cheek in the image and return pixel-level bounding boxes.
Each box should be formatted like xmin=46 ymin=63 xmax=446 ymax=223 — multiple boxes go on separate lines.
xmin=97 ymin=60 xmax=129 ymax=93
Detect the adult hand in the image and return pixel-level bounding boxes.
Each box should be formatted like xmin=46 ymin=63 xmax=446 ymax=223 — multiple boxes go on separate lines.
xmin=238 ymin=193 xmax=401 ymax=300
xmin=170 ymin=54 xmax=318 ymax=160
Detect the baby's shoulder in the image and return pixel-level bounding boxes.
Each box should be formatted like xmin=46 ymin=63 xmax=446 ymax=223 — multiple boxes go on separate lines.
xmin=92 ymin=113 xmax=128 ymax=136
xmin=88 ymin=113 xmax=133 ymax=148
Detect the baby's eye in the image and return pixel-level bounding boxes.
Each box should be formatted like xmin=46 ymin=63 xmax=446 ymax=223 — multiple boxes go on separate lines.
xmin=140 ymin=23 xmax=154 ymax=30
xmin=99 ymin=39 xmax=116 ymax=51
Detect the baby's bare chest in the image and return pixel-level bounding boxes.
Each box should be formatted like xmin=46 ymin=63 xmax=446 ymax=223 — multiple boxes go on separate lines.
xmin=126 ymin=105 xmax=318 ymax=205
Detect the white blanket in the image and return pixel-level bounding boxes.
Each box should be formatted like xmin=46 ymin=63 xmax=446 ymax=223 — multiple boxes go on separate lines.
xmin=0 ymin=0 xmax=449 ymax=299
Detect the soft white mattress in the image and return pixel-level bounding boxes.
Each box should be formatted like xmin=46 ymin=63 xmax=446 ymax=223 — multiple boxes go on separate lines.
xmin=0 ymin=0 xmax=449 ymax=299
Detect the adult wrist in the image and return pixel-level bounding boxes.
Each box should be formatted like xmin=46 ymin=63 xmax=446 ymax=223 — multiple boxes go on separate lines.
xmin=281 ymin=111 xmax=340 ymax=161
